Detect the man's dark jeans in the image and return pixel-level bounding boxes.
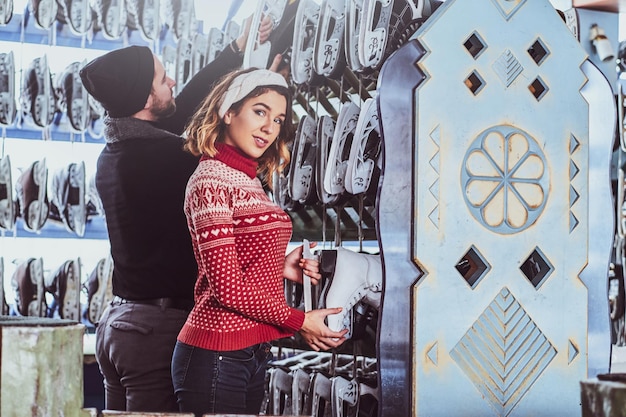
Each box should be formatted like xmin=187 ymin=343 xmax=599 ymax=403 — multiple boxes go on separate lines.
xmin=96 ymin=301 xmax=188 ymax=411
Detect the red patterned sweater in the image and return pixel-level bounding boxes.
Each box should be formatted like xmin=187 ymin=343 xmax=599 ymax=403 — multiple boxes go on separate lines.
xmin=178 ymin=143 xmax=305 ymax=351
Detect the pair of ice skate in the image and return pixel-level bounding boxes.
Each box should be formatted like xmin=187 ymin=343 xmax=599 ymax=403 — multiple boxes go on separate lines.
xmin=0 ymin=155 xmax=95 ymax=236
xmin=265 ymin=349 xmax=379 ymax=417
xmin=276 ymin=97 xmax=381 ymax=210
xmin=289 ymin=0 xmax=442 ymax=83
xmin=4 ymin=254 xmax=113 ymax=325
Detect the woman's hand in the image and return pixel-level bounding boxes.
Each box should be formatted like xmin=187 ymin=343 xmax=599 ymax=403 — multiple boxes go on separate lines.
xmin=299 ymin=308 xmax=348 ymax=351
xmin=284 ymin=242 xmax=322 ymax=285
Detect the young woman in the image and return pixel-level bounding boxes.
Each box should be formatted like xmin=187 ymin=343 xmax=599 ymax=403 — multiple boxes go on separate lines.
xmin=171 ymin=68 xmax=348 ymax=416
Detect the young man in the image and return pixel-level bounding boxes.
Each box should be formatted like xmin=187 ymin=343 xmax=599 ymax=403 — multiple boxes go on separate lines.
xmin=79 ymin=18 xmax=277 ymax=412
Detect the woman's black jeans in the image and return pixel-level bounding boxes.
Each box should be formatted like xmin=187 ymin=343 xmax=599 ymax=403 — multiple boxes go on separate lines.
xmin=171 ymin=340 xmax=273 ymax=416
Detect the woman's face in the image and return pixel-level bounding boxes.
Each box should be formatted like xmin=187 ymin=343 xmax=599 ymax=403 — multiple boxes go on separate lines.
xmin=222 ymin=90 xmax=287 ymax=160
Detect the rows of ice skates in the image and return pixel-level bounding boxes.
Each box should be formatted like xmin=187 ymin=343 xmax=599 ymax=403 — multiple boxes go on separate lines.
xmin=0 ymin=154 xmax=101 ymax=236
xmin=0 ymin=254 xmax=113 ymax=328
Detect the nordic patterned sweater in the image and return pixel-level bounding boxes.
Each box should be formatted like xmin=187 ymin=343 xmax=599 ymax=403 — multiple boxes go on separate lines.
xmin=178 ymin=143 xmax=306 ymax=351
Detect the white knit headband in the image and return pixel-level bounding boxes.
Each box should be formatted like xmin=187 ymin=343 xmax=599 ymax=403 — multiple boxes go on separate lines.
xmin=218 ymin=69 xmax=289 ymax=118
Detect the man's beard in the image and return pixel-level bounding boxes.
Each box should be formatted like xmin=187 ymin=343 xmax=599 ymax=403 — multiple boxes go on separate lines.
xmin=151 ymin=96 xmax=177 ymax=119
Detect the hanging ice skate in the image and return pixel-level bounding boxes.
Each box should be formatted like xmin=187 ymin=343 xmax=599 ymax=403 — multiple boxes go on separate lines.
xmin=291 ymin=0 xmax=324 ymax=86
xmin=15 ymin=158 xmax=49 ymax=233
xmin=55 ymin=61 xmax=90 ymax=133
xmin=313 ymin=0 xmax=347 ymax=80
xmin=83 ymin=255 xmax=114 ymax=325
xmin=0 ymin=155 xmax=15 ymax=231
xmin=90 ymin=0 xmax=128 ymax=40
xmin=20 ymin=55 xmax=57 ymax=130
xmin=44 ymin=258 xmax=81 ymax=321
xmin=243 ymin=0 xmax=287 ymax=69
xmin=0 ymin=51 xmax=16 ymax=126
xmin=12 ymin=257 xmax=46 ymax=317
xmin=28 ymin=0 xmax=58 ymax=29
xmin=289 ymin=114 xmax=319 ymax=205
xmin=57 ymin=0 xmax=93 ymax=36
xmin=49 ymin=161 xmax=86 ymax=237
xmin=0 ymin=0 xmax=13 ymax=25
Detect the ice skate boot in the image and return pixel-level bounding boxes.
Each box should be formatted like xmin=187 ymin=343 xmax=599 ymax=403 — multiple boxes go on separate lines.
xmin=344 ymin=97 xmax=381 ymax=197
xmin=175 ymin=36 xmax=193 ymax=91
xmin=28 ymin=0 xmax=58 ymax=29
xmin=91 ymin=0 xmax=128 ymax=40
xmin=331 ymin=375 xmax=358 ymax=417
xmin=272 ymin=140 xmax=302 ymax=212
xmin=344 ymin=0 xmax=365 ymax=73
xmin=243 ymin=0 xmax=287 ymax=69
xmin=0 ymin=51 xmax=16 ymax=126
xmin=204 ymin=27 xmax=225 ymax=66
xmin=291 ymin=0 xmax=323 ymax=85
xmin=223 ymin=19 xmax=240 ymax=45
xmin=359 ymin=0 xmax=440 ymax=70
xmin=21 ymin=55 xmax=57 ymax=129
xmin=0 ymin=155 xmax=16 ymax=231
xmin=86 ymin=172 xmax=103 ymax=217
xmin=324 ymin=101 xmax=360 ymax=196
xmin=12 ymin=257 xmax=46 ymax=317
xmin=169 ymin=0 xmax=195 ymax=41
xmin=289 ymin=114 xmax=318 ymax=205
xmin=15 ymin=158 xmax=49 ymax=233
xmin=50 ymin=161 xmax=86 ymax=237
xmin=45 ymin=258 xmax=81 ymax=320
xmin=126 ymin=0 xmax=160 ymax=42
xmin=0 ymin=0 xmax=13 ymax=25
xmin=56 ymin=0 xmax=92 ymax=35
xmin=318 ymin=247 xmax=382 ymax=338
xmin=83 ymin=255 xmax=113 ymax=325
xmin=316 ymin=115 xmax=341 ymax=205
xmin=86 ymin=93 xmax=105 ymax=139
xmin=313 ymin=0 xmax=346 ymax=80
xmin=55 ymin=61 xmax=90 ymax=133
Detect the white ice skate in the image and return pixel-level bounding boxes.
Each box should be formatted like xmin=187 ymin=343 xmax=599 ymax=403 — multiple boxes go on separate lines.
xmin=315 ymin=115 xmax=341 ymax=205
xmin=45 ymin=258 xmax=81 ymax=321
xmin=28 ymin=0 xmax=58 ymax=29
xmin=0 ymin=0 xmax=13 ymax=25
xmin=50 ymin=161 xmax=86 ymax=237
xmin=21 ymin=55 xmax=57 ymax=129
xmin=57 ymin=0 xmax=92 ymax=36
xmin=126 ymin=0 xmax=161 ymax=42
xmin=15 ymin=158 xmax=49 ymax=233
xmin=313 ymin=0 xmax=346 ymax=79
xmin=291 ymin=0 xmax=322 ymax=85
xmin=0 ymin=155 xmax=14 ymax=231
xmin=91 ymin=0 xmax=128 ymax=40
xmin=323 ymin=100 xmax=360 ymax=196
xmin=344 ymin=97 xmax=381 ymax=195
xmin=319 ymin=247 xmax=382 ymax=338
xmin=55 ymin=61 xmax=90 ymax=133
xmin=243 ymin=0 xmax=287 ymax=69
xmin=12 ymin=257 xmax=45 ymax=317
xmin=289 ymin=114 xmax=318 ymax=204
xmin=175 ymin=37 xmax=193 ymax=91
xmin=0 ymin=51 xmax=16 ymax=127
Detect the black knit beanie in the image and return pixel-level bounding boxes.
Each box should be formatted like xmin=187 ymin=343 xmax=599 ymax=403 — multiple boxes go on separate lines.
xmin=79 ymin=45 xmax=154 ymax=118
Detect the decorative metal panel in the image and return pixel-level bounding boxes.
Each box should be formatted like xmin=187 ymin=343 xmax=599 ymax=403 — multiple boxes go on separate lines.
xmin=376 ymin=0 xmax=615 ymax=416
